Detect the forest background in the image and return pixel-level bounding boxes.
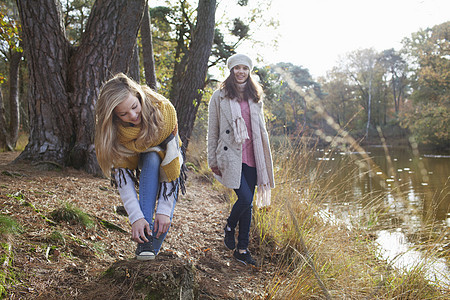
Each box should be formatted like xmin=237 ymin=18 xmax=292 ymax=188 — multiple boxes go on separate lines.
xmin=0 ymin=0 xmax=448 ymax=163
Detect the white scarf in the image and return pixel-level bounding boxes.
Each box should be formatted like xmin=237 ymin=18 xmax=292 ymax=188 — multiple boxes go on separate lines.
xmin=230 ymin=83 xmax=249 ymax=143
xmin=229 ymin=84 xmax=272 ymax=207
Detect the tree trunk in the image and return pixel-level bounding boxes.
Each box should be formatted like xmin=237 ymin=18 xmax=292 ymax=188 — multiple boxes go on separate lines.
xmin=392 ymin=74 xmax=399 ymax=114
xmin=0 ymin=88 xmax=12 ymax=151
xmin=15 ymin=0 xmax=72 ymax=165
xmin=170 ymin=29 xmax=190 ymax=103
xmin=8 ymin=49 xmax=22 ymax=149
xmin=141 ymin=3 xmax=157 ymax=90
xmin=68 ymin=0 xmax=145 ymax=174
xmin=129 ymin=43 xmax=141 ymax=82
xmin=16 ymin=0 xmax=146 ymax=174
xmin=0 ymin=55 xmax=21 ymax=152
xmin=365 ymin=78 xmax=372 ymax=137
xmin=172 ymin=0 xmax=216 ymax=146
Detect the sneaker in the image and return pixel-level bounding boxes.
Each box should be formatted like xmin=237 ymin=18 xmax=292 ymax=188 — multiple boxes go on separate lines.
xmin=224 ymin=225 xmax=236 ymax=250
xmin=233 ymin=249 xmax=257 ymax=266
xmin=135 ymin=234 xmax=155 ymax=261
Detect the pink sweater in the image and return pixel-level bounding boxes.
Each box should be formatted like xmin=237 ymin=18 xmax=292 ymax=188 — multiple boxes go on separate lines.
xmin=239 ymin=99 xmax=256 ymax=167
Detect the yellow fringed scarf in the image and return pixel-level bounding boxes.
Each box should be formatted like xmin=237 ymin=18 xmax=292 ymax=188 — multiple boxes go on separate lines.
xmin=114 ymin=98 xmax=182 ymax=182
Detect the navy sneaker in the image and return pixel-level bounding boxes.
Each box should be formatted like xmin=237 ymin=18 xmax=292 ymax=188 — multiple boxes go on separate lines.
xmin=233 ymin=249 xmax=257 ymax=266
xmin=135 ymin=233 xmax=155 ymax=260
xmin=224 ymin=225 xmax=236 ymax=250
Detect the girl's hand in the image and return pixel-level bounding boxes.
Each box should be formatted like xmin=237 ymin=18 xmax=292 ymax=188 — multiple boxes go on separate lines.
xmin=131 ymin=218 xmax=151 ymax=243
xmin=211 ymin=166 xmax=222 ymax=176
xmin=154 ymin=214 xmax=171 ymax=238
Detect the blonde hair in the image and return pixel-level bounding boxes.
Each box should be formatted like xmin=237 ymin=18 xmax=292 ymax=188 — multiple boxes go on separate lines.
xmin=94 ymin=73 xmax=165 ymax=176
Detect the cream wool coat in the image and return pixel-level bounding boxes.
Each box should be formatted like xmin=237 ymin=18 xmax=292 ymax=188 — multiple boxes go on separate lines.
xmin=207 ymin=89 xmax=275 ymax=189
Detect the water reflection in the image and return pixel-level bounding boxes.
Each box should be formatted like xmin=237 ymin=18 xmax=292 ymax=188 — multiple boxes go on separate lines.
xmin=376 ymin=230 xmax=449 ymax=288
xmin=313 ymin=146 xmax=449 ymax=232
xmin=308 ymin=145 xmax=449 ymax=286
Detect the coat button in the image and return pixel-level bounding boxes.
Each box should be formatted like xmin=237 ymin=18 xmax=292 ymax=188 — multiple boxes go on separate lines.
xmin=226 ymin=130 xmax=230 ymax=134
xmin=224 ymin=146 xmax=228 ymax=151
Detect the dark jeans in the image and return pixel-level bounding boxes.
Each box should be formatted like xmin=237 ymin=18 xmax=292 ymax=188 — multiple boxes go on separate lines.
xmin=227 ymin=163 xmax=257 ymax=250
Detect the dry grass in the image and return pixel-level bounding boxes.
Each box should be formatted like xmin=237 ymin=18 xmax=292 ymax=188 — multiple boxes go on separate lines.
xmin=250 ymin=137 xmax=448 ymax=299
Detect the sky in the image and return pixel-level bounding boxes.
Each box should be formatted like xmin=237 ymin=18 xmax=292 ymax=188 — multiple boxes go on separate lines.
xmin=152 ymin=0 xmax=449 ymax=79
xmin=238 ymin=0 xmax=450 ymax=78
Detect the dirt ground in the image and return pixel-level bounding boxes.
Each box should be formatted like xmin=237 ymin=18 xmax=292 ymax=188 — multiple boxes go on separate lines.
xmin=0 ymin=152 xmax=276 ymax=299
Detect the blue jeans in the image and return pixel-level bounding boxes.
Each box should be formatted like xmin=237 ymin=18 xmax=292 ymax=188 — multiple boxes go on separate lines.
xmin=139 ymin=151 xmax=177 ymax=254
xmin=227 ymin=163 xmax=257 ymax=250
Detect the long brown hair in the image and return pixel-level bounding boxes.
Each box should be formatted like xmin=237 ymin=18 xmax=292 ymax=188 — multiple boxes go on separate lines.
xmin=94 ymin=73 xmax=165 ymax=176
xmin=221 ymin=68 xmax=263 ymax=102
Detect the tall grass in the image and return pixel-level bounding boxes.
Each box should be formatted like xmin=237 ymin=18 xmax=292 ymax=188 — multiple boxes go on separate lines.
xmin=253 ymin=137 xmax=375 ymax=298
xmin=251 ymin=137 xmax=448 ymax=299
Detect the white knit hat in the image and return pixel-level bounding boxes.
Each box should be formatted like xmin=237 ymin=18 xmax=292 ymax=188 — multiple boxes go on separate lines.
xmin=226 ymin=53 xmax=253 ymax=71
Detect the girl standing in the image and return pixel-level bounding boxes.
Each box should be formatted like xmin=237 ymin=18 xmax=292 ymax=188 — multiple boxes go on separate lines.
xmin=95 ymin=73 xmax=185 ymax=260
xmin=207 ymin=54 xmax=275 ymax=266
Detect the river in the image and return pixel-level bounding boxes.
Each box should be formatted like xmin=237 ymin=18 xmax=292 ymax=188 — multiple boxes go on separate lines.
xmin=310 ymin=145 xmax=449 ymax=287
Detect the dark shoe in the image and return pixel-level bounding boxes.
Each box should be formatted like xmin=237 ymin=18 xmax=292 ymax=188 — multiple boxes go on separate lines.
xmin=224 ymin=225 xmax=236 ymax=250
xmin=135 ymin=234 xmax=155 ymax=260
xmin=233 ymin=249 xmax=257 ymax=266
